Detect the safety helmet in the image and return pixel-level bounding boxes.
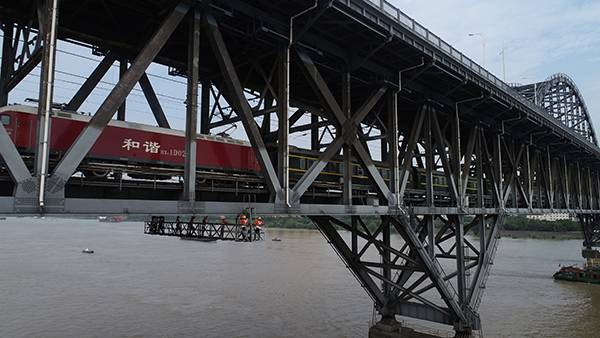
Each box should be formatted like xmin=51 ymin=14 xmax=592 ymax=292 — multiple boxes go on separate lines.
xmin=258 ymin=217 xmax=261 ymax=220
xmin=242 ymin=215 xmax=246 ymax=219
xmin=221 ymin=216 xmax=225 ymax=219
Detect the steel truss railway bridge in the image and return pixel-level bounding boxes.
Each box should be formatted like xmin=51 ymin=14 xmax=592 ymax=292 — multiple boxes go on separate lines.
xmin=1 ymin=1 xmax=600 ymax=336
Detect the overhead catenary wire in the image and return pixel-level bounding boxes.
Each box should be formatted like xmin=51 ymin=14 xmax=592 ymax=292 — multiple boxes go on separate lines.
xmin=15 ymin=77 xmax=187 ymax=121
xmin=0 ymin=33 xmax=188 ymax=102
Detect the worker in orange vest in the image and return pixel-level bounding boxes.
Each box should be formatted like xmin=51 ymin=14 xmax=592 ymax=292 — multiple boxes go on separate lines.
xmin=239 ymin=215 xmax=248 ymax=230
xmin=219 ymin=216 xmax=228 ymax=238
xmin=201 ymin=216 xmax=208 ymax=236
xmin=239 ymin=215 xmax=249 ymax=240
xmin=253 ymin=217 xmax=263 ymax=239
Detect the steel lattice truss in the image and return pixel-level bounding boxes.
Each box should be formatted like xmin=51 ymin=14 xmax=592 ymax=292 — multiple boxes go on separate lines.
xmin=311 ymin=213 xmax=504 ymax=332
xmin=514 ymin=73 xmax=597 ymax=145
xmin=580 ymin=214 xmax=600 ymax=248
xmin=3 ymin=0 xmax=600 ymax=336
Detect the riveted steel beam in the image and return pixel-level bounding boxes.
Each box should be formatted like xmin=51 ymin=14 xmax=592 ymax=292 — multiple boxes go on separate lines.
xmin=0 ymin=21 xmax=15 ymax=106
xmin=342 ymin=67 xmax=352 ymax=207
xmin=1 ymin=15 xmax=44 ymax=105
xmin=428 ymin=106 xmax=459 ymax=202
xmin=291 ymin=136 xmax=345 ymax=203
xmin=310 ymin=215 xmax=386 ymax=306
xmin=66 ymin=51 xmax=118 ymax=111
xmin=278 ymin=45 xmax=291 ymax=209
xmin=117 ymin=56 xmax=128 ymax=121
xmin=388 ymin=91 xmax=399 ymax=209
xmin=202 ymin=11 xmax=281 ymax=198
xmin=5 ymin=47 xmax=43 ymax=96
xmin=200 ymin=77 xmax=210 ymax=134
xmin=294 ymin=48 xmax=392 ymax=204
xmin=0 ymin=122 xmax=31 ymax=183
xmin=45 ymin=2 xmax=192 ymax=197
xmin=139 ymin=72 xmax=171 ymax=129
xmin=183 ymin=10 xmax=200 ymax=205
xmin=580 ymin=214 xmax=600 ymax=248
xmin=389 ymin=215 xmax=471 ymax=329
xmin=398 ymin=104 xmax=426 ymax=201
xmin=35 ymin=0 xmax=60 ymax=210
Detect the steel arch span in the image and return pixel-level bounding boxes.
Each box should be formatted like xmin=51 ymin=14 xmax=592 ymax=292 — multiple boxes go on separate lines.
xmin=515 ymin=73 xmax=597 ymax=146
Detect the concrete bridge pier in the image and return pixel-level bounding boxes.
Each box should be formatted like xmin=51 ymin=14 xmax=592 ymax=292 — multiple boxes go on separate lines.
xmin=583 ymin=248 xmax=600 ymax=267
xmin=368 ymin=316 xmax=478 ymax=338
xmin=368 ymin=316 xmax=473 ymax=338
xmin=368 ymin=316 xmax=403 ymax=338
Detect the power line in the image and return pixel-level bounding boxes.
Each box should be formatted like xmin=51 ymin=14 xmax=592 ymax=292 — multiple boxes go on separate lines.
xmin=14 ymin=66 xmax=185 ymax=105
xmin=53 ymin=69 xmax=185 ymax=102
xmin=12 ymin=84 xmax=186 ymax=122
xmin=0 ymin=33 xmax=188 ymax=93
xmin=55 ymin=48 xmax=187 ymax=85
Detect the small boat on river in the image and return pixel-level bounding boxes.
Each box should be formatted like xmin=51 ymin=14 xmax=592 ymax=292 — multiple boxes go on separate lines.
xmin=271 ymin=238 xmax=281 ymax=242
xmin=553 ymin=265 xmax=600 ymax=284
xmin=82 ymin=248 xmax=94 ymax=254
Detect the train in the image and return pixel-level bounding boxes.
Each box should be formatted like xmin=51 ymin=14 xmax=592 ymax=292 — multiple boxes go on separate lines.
xmin=289 ymin=152 xmax=477 ymax=194
xmin=0 ymin=104 xmax=482 ymax=204
xmin=0 ymin=104 xmax=260 ymax=178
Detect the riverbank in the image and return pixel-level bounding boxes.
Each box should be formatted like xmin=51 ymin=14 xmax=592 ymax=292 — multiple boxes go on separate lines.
xmin=500 ymin=230 xmax=582 ymax=239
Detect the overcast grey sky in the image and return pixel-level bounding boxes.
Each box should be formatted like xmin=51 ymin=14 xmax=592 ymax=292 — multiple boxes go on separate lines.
xmin=390 ymin=0 xmax=600 ymax=129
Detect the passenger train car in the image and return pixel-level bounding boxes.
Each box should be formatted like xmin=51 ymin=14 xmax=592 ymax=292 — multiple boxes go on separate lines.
xmin=0 ymin=104 xmax=482 ymax=203
xmin=289 ymin=152 xmax=477 ymax=194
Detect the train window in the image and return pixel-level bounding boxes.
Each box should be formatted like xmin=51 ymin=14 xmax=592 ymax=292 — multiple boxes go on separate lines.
xmin=290 ymin=157 xmax=300 ymax=169
xmin=0 ymin=114 xmax=10 ymax=126
xmin=357 ymin=166 xmax=364 ymax=176
xmin=300 ymin=158 xmax=306 ymax=170
xmin=382 ymin=169 xmax=389 ymax=179
xmin=339 ymin=163 xmax=344 ymax=174
xmin=328 ymin=162 xmax=337 ymax=173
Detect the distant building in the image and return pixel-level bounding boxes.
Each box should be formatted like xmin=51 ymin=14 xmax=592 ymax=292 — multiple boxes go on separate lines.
xmin=526 ymin=213 xmax=574 ymax=221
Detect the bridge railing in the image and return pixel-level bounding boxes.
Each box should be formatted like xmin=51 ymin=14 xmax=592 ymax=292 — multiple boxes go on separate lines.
xmin=352 ymin=0 xmax=505 ymax=87
xmin=340 ymin=0 xmax=598 ymax=149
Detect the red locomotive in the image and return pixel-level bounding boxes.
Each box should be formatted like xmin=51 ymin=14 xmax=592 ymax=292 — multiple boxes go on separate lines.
xmin=0 ymin=104 xmax=260 ymax=174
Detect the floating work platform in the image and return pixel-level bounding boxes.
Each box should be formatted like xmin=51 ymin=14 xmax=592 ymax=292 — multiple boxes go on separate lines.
xmin=144 ymin=216 xmax=262 ymax=242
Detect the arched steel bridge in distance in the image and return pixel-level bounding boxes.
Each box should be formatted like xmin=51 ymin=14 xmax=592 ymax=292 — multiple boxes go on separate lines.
xmin=1 ymin=1 xmax=600 ymax=337
xmin=512 ymin=73 xmax=597 ymax=146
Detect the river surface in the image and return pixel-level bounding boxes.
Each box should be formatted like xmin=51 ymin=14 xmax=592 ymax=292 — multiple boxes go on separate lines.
xmin=0 ymin=218 xmax=598 ymax=338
